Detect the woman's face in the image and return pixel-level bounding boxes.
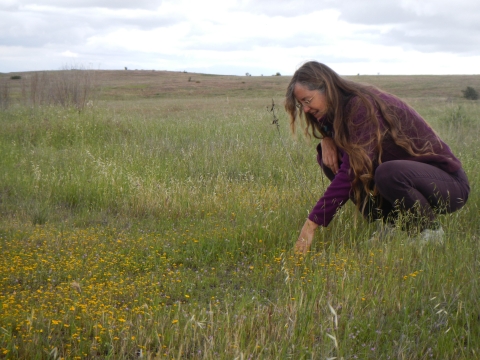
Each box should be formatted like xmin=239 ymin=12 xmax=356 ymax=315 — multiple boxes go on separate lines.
xmin=293 ymin=83 xmax=328 ymax=120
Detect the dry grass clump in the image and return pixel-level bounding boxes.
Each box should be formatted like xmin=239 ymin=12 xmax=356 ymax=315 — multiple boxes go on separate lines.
xmin=1 ymin=66 xmax=97 ymax=110
xmin=0 ymin=77 xmax=10 ymax=109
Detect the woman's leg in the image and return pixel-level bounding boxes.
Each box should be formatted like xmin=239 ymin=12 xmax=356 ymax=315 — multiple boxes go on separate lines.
xmin=316 ymin=142 xmax=395 ymax=223
xmin=374 ymin=160 xmax=469 ymax=231
xmin=355 ymin=192 xmax=395 ymax=223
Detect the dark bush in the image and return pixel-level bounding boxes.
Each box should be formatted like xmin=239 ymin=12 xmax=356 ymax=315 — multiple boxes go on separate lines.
xmin=10 ymin=75 xmax=21 ymax=80
xmin=462 ymin=86 xmax=478 ymax=100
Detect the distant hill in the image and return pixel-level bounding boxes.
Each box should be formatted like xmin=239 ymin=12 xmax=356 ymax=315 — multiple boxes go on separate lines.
xmin=2 ymin=69 xmax=480 ymax=101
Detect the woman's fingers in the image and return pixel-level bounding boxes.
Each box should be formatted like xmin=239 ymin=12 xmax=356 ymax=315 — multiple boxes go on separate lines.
xmin=294 ymin=238 xmax=310 ymax=254
xmin=323 ymin=155 xmax=339 ymax=174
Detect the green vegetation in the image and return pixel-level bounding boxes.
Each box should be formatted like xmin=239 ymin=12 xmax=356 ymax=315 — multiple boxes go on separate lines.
xmin=462 ymin=86 xmax=479 ymax=100
xmin=0 ymin=71 xmax=479 ymax=359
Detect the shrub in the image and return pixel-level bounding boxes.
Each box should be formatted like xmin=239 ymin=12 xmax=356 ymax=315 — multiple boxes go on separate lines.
xmin=10 ymin=75 xmax=22 ymax=80
xmin=462 ymin=86 xmax=478 ymax=100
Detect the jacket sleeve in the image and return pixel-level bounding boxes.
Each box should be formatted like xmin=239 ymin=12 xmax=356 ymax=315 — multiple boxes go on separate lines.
xmin=308 ymin=150 xmax=353 ymax=226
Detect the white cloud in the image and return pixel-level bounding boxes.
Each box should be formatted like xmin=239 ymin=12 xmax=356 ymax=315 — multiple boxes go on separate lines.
xmin=0 ymin=0 xmax=479 ymax=74
xmin=61 ymin=50 xmax=79 ymax=58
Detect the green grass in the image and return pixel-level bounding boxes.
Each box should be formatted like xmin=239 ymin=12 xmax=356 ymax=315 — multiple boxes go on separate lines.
xmin=0 ymin=73 xmax=479 ymax=359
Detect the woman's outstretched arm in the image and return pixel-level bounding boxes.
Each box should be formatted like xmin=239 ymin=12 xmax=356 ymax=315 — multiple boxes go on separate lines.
xmin=294 ymin=218 xmax=319 ymax=254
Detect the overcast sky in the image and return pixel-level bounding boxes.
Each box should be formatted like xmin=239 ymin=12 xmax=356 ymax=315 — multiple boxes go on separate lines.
xmin=1 ymin=0 xmax=479 ymax=75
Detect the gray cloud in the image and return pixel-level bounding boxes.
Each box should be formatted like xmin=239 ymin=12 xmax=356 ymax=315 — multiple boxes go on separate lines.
xmin=378 ymin=27 xmax=480 ymax=54
xmin=0 ymin=3 xmax=181 ymax=49
xmin=1 ymin=0 xmax=479 ymax=74
xmin=230 ymin=0 xmax=480 ymax=56
xmin=1 ymin=0 xmax=164 ymax=10
xmin=333 ymin=0 xmax=480 ymax=54
xmin=333 ymin=1 xmax=416 ymax=24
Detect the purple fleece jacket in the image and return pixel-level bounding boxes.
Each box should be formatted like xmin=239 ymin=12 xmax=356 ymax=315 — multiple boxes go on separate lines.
xmin=308 ymin=92 xmax=462 ymax=227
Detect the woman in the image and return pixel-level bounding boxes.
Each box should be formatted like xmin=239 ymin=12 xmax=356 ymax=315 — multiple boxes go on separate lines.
xmin=285 ymin=61 xmax=470 ymax=254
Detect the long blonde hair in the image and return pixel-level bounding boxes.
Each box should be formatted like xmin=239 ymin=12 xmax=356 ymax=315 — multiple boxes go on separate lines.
xmin=285 ymin=61 xmax=437 ymax=208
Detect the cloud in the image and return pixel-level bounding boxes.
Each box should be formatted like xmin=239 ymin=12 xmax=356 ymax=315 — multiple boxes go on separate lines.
xmin=0 ymin=0 xmax=479 ymax=74
xmin=332 ymin=0 xmax=480 ymax=54
xmin=0 ymin=0 xmax=165 ymax=10
xmin=61 ymin=50 xmax=79 ymax=58
xmin=0 ymin=2 xmax=182 ymax=51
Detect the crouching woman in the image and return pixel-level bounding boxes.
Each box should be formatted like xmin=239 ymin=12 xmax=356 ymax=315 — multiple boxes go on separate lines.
xmin=285 ymin=61 xmax=470 ymax=254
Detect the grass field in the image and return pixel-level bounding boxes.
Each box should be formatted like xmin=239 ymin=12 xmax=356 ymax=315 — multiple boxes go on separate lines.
xmin=0 ymin=70 xmax=480 ymax=359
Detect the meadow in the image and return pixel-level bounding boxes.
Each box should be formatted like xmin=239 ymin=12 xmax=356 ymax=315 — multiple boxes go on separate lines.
xmin=0 ymin=69 xmax=480 ymax=359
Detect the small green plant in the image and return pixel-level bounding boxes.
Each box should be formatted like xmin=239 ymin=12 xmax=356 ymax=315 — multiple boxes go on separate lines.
xmin=10 ymin=75 xmax=21 ymax=80
xmin=442 ymin=104 xmax=472 ymax=126
xmin=462 ymin=86 xmax=478 ymax=100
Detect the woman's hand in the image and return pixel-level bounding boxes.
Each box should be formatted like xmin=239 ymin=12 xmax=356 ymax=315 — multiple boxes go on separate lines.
xmin=294 ymin=219 xmax=319 ymax=254
xmin=321 ymin=137 xmax=339 ymax=174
